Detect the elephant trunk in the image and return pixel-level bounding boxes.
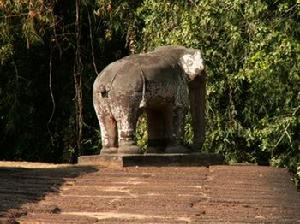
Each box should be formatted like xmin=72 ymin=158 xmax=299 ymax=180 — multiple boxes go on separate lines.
xmin=188 ymin=72 xmax=207 ymax=151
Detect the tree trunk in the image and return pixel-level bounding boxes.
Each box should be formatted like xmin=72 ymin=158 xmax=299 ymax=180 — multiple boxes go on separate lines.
xmin=71 ymin=0 xmax=83 ymax=163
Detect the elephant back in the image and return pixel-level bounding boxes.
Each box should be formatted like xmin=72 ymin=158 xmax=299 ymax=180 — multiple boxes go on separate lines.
xmin=121 ymin=53 xmax=184 ymax=83
xmin=94 ymin=59 xmax=143 ymax=95
xmin=94 ymin=49 xmax=189 ymax=103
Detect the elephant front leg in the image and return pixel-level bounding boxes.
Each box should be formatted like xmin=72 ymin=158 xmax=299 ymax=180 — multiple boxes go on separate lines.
xmin=165 ymin=106 xmax=190 ymax=153
xmin=189 ymin=75 xmax=206 ymax=151
xmin=116 ymin=107 xmax=142 ymax=154
xmin=146 ymin=109 xmax=167 ymax=153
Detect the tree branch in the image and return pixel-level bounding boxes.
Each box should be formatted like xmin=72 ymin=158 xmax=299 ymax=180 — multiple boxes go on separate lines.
xmin=87 ymin=6 xmax=99 ymax=75
xmin=47 ymin=47 xmax=55 ymax=145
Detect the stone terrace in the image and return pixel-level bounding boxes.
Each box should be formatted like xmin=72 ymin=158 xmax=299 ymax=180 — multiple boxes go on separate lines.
xmin=0 ymin=162 xmax=299 ymax=223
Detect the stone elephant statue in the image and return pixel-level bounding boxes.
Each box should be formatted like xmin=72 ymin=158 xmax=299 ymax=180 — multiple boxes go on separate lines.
xmin=93 ymin=45 xmax=206 ymax=154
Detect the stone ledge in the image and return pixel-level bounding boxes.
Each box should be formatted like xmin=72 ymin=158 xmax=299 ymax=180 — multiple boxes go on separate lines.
xmin=78 ymin=153 xmax=225 ymax=168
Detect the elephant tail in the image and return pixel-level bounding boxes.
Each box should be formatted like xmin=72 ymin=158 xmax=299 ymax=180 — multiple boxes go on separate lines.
xmin=139 ymin=66 xmax=147 ymax=108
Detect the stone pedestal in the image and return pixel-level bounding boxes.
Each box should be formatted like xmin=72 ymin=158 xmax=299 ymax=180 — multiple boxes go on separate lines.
xmin=78 ymin=153 xmax=224 ymax=168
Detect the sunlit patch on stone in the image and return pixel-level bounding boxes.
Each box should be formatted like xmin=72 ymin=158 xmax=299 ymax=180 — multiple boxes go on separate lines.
xmin=180 ymin=50 xmax=204 ymax=80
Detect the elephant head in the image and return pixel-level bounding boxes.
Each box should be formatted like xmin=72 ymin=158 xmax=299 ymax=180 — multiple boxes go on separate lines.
xmin=180 ymin=49 xmax=207 ymax=150
xmin=154 ymin=45 xmax=207 ymax=150
xmin=180 ymin=50 xmax=205 ymax=81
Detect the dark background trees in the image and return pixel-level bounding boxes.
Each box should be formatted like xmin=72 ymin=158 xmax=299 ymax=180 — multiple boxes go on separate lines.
xmin=0 ymin=0 xmax=299 ymax=173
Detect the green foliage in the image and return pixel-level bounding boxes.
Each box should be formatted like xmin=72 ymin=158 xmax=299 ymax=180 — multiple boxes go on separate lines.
xmin=135 ymin=113 xmax=148 ymax=151
xmin=183 ymin=113 xmax=193 ymax=145
xmin=0 ymin=0 xmax=299 ymax=172
xmin=0 ymin=0 xmax=102 ymax=162
xmin=94 ymin=0 xmax=142 ymax=53
xmin=136 ymin=0 xmax=300 ymax=170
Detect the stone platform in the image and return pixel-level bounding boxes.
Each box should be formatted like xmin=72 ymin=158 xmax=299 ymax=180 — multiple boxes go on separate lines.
xmin=78 ymin=153 xmax=225 ymax=168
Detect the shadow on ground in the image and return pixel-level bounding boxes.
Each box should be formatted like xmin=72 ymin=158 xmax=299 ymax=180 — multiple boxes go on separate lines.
xmin=0 ymin=164 xmax=98 ymax=222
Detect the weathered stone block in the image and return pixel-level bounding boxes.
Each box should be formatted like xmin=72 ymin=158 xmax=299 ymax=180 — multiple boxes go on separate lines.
xmin=78 ymin=153 xmax=224 ymax=168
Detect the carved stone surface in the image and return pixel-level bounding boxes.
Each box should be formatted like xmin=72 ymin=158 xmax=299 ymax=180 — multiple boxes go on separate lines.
xmin=93 ymin=45 xmax=207 ymax=154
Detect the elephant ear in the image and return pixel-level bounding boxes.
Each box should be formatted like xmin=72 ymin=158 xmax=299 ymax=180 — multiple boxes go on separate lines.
xmin=180 ymin=50 xmax=204 ymax=80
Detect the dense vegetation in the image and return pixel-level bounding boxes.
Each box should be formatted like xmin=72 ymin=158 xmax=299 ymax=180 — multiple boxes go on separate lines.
xmin=0 ymin=0 xmax=299 ymax=172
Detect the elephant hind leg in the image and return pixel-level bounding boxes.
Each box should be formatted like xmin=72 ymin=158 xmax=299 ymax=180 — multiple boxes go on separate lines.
xmin=99 ymin=115 xmax=118 ymax=154
xmin=94 ymin=95 xmax=118 ymax=154
xmin=116 ymin=107 xmax=142 ymax=154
